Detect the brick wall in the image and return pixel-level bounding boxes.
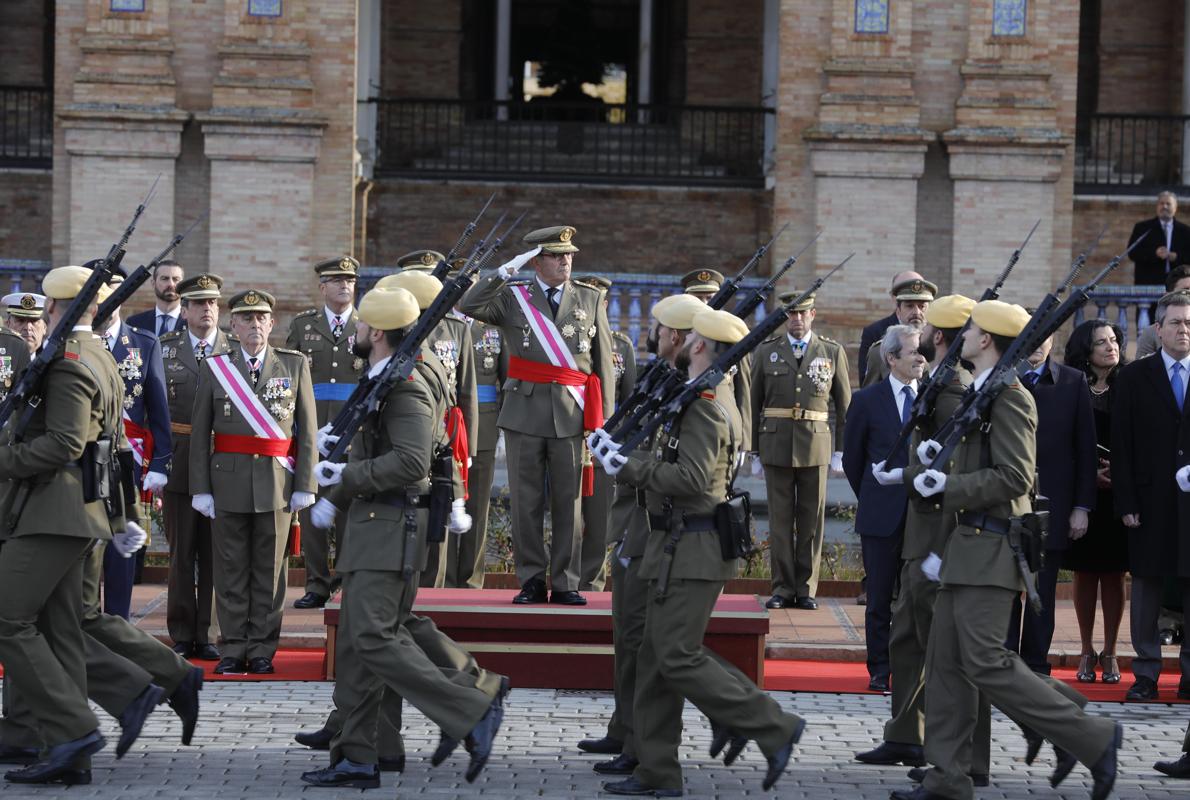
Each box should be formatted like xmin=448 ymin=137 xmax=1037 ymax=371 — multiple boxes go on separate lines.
xmin=0 ymin=171 xmax=52 ymax=261
xmin=0 ymin=0 xmax=49 ymax=87
xmin=1096 ymin=0 xmax=1182 ymax=114
xmin=380 ymin=0 xmax=462 ymax=98
xmin=1072 ymin=195 xmax=1158 ymax=286
xmin=685 ymin=0 xmax=763 ymax=106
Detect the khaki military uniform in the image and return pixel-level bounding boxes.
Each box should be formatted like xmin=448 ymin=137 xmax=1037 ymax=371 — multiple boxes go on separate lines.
xmin=459 ymin=274 xmax=615 ymax=591
xmin=862 ymin=335 xmax=892 ymax=388
xmin=618 ymin=377 xmax=802 ymax=790
xmin=750 ymin=330 xmax=850 ymax=600
xmin=921 ymin=379 xmax=1116 ymax=800
xmin=189 ymin=345 xmax=317 ymax=662
xmin=580 ymin=329 xmax=637 ymax=590
xmin=286 ymin=307 xmax=364 ymax=599
xmin=160 ymin=328 xmax=233 ymax=647
xmin=0 ymin=329 xmax=30 ymax=401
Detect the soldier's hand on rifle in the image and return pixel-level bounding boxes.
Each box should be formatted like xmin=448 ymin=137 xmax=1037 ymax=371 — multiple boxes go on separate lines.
xmin=921 ymin=552 xmax=942 ymax=582
xmin=448 ymin=499 xmax=472 ymax=535
xmin=316 ymin=423 xmax=340 ymax=458
xmin=750 ymin=452 xmax=764 ymax=478
xmin=603 ymin=452 xmax=628 ymax=476
xmin=289 ymin=491 xmax=316 ymax=514
xmin=315 ymin=461 xmax=345 ymax=487
xmin=311 ymin=498 xmax=338 ymax=530
xmin=111 ymin=521 xmax=148 ymax=558
xmin=871 ymin=460 xmax=904 ymax=486
xmin=192 ymin=493 xmax=216 ymax=519
xmin=913 ymin=469 xmax=946 ymax=498
xmin=497 ymin=246 xmax=542 ymax=279
xmin=141 ymin=470 xmax=168 ymax=494
xmin=916 ymin=439 xmax=942 ymax=464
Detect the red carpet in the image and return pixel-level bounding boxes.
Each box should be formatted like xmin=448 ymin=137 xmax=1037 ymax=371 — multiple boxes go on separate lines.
xmin=195 ymin=649 xmax=327 ymax=682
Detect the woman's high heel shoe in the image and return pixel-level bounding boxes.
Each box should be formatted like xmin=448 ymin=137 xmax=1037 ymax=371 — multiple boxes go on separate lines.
xmin=1100 ymin=653 xmax=1121 ymax=684
xmin=1076 ymin=651 xmax=1097 ymax=683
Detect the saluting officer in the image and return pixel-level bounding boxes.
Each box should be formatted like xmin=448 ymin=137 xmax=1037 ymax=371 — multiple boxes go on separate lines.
xmin=597 ymin=308 xmax=805 ymax=797
xmin=287 ymin=256 xmax=362 ymax=610
xmin=3 ymin=291 xmax=46 ymax=355
xmin=190 ymin=289 xmax=317 ymax=676
xmin=862 ymin=277 xmax=936 ymax=388
xmin=459 ymin=226 xmax=615 ymax=605
xmin=681 ymin=267 xmax=753 ymax=446
xmin=750 ymin=290 xmax=850 ymax=610
xmin=159 ymin=274 xmax=232 ymax=660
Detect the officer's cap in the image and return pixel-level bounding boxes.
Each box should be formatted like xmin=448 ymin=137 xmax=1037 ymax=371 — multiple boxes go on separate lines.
xmin=396 ymin=250 xmax=443 ymax=273
xmin=777 ymin=290 xmax=816 ymax=311
xmin=523 ymin=226 xmax=579 ymax=254
xmin=970 ymin=300 xmax=1030 ymax=337
xmin=314 ymin=255 xmax=359 ymax=279
xmin=892 ymin=278 xmax=938 ymax=302
xmin=358 ymin=287 xmax=419 ymax=331
xmin=3 ymin=292 xmax=45 ymax=319
xmin=681 ymin=269 xmax=724 ymax=296
xmin=375 ymin=271 xmax=442 ymax=311
xmin=178 ymin=273 xmax=223 ymax=301
xmin=925 ymin=294 xmax=974 ymax=329
xmin=42 ymin=266 xmax=113 ymax=303
xmin=228 ymin=289 xmax=275 ymax=314
xmin=692 ymin=308 xmax=748 ymax=345
xmin=651 ymin=294 xmax=705 ymax=330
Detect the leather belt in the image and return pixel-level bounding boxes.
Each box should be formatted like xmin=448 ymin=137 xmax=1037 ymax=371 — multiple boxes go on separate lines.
xmin=957 ymin=511 xmax=1012 ymax=535
xmin=171 ymin=422 xmax=193 ymax=435
xmin=367 ymin=491 xmax=432 ymax=509
xmin=648 ymin=512 xmax=717 ymax=532
xmin=763 ymin=407 xmax=828 ymax=422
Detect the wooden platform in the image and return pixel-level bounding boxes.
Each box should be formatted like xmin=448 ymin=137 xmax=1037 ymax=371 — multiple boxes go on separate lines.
xmin=324 ymin=588 xmax=769 ymax=689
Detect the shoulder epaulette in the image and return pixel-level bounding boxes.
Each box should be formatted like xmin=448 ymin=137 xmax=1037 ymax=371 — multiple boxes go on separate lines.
xmin=274 ymin=346 xmax=304 ymax=357
xmin=294 ymin=308 xmax=318 ymax=318
xmin=699 ymin=390 xmax=716 ymax=400
xmin=159 ymin=329 xmax=184 ymax=342
xmin=570 ymin=280 xmax=601 ymax=294
xmin=612 ymin=330 xmax=632 ymax=344
xmin=822 ymin=335 xmax=839 ymax=344
xmin=762 ymin=333 xmax=782 ymax=344
xmin=505 ymin=278 xmax=532 ymax=286
xmin=63 ymin=338 xmax=83 ymax=361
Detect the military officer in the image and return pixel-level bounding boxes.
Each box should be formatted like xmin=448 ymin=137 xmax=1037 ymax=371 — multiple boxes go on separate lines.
xmin=3 ymin=291 xmax=46 ymax=355
xmin=286 ymin=256 xmax=363 ymax=610
xmin=0 ymin=299 xmax=33 ymax=403
xmin=596 ymin=308 xmax=805 ymax=797
xmin=681 ymin=267 xmax=753 ymax=446
xmin=459 ymin=225 xmax=615 ymax=605
xmin=750 ymin=290 xmax=850 ymax=610
xmin=159 ymin=274 xmax=232 ymax=660
xmin=190 ymin=289 xmax=317 ymax=675
xmin=577 ymin=274 xmax=637 ymax=591
xmin=680 ymin=268 xmax=725 ymax=303
xmin=892 ymin=300 xmax=1122 ymax=800
xmin=297 ymin=286 xmax=506 ymax=788
xmin=861 ymin=277 xmax=936 ymax=388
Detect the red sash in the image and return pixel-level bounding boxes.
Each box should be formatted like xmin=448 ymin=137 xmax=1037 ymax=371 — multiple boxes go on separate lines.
xmin=214 ymin=433 xmax=294 ymax=458
xmin=445 ymin=406 xmax=470 ymax=500
xmin=124 ymin=419 xmax=154 ymax=502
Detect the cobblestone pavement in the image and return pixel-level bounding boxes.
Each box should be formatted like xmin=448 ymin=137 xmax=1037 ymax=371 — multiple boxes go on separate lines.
xmin=1 ymin=682 xmax=1188 ymax=799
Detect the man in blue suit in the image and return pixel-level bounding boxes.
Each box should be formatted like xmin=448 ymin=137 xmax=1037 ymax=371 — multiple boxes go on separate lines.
xmin=126 ymin=260 xmax=185 ymax=337
xmin=94 ymin=267 xmax=173 ymax=619
xmin=843 ymin=324 xmax=926 ymax=692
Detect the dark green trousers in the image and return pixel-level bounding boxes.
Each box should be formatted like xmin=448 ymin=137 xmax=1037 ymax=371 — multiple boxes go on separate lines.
xmin=605 ymin=555 xmax=648 ymax=758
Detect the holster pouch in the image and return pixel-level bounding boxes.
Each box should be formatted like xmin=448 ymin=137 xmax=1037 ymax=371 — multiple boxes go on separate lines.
xmin=80 ymin=437 xmax=114 ymax=505
xmin=425 ymin=444 xmax=454 ymax=544
xmin=714 ymin=489 xmax=755 ymax=561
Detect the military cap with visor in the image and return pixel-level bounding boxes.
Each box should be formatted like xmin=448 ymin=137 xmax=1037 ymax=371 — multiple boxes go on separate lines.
xmin=314 ymin=255 xmax=359 ymax=279
xmin=523 ymin=225 xmax=579 ymax=254
xmin=178 ymin=273 xmax=224 ymax=301
xmin=396 ymin=250 xmax=444 ymax=273
xmin=892 ymin=277 xmax=938 ymax=302
xmin=3 ymin=292 xmax=45 ymax=320
xmin=681 ymin=268 xmax=725 ymax=295
xmin=228 ymin=289 xmax=276 ymax=314
xmin=777 ymin=289 xmax=816 ymax=312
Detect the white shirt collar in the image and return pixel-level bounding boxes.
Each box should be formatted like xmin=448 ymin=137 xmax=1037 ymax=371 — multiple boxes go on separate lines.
xmin=242 ymin=345 xmax=267 ymax=365
xmin=102 ymin=318 xmax=120 ymax=343
xmin=189 ymin=330 xmax=213 ymax=350
xmin=1161 ymin=348 xmax=1190 ymax=375
xmin=157 ymin=307 xmax=180 ymax=321
xmin=787 ymin=331 xmax=813 ymax=348
xmin=368 ymin=355 xmax=392 ymax=378
xmin=973 ymin=369 xmax=991 ymax=390
xmin=888 ymin=374 xmax=917 ymax=396
xmin=72 ymin=325 xmax=93 ymax=333
xmin=325 ymin=305 xmax=353 ymax=330
xmin=536 ymin=275 xmax=564 ymax=297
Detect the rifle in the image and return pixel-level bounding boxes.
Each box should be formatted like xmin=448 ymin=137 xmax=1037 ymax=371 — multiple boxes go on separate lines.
xmin=432 ymin=193 xmax=496 ymax=280
xmin=704 ymin=223 xmax=788 ymax=310
xmin=734 ymin=230 xmax=824 ymax=321
xmin=0 ymin=179 xmax=158 ymax=436
xmin=95 ymin=213 xmax=207 ymax=324
xmin=877 ymin=220 xmax=1038 ymax=464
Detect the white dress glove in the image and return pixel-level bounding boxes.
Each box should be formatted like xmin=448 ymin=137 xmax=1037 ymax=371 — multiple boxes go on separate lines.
xmin=751 ymin=452 xmax=764 ymax=478
xmin=921 ymin=552 xmax=943 ymax=582
xmin=448 ymin=498 xmax=472 ymax=534
xmin=496 ymin=246 xmax=542 ymax=279
xmin=111 ymin=520 xmax=148 ymax=558
xmin=192 ymin=493 xmax=216 ymax=519
xmin=871 ymin=460 xmax=904 ymax=487
xmin=289 ymin=491 xmax=316 ymax=513
xmin=604 ymin=452 xmax=629 ymax=476
xmin=316 ymin=424 xmax=340 ymax=458
xmin=916 ymin=439 xmax=942 ymax=465
xmin=494 ymin=431 xmax=506 ymax=462
xmin=315 ymin=461 xmax=345 ymax=487
xmin=829 ymin=451 xmax=844 ymax=475
xmin=141 ymin=471 xmax=168 ymax=494
xmin=913 ymin=469 xmax=947 ymax=498
xmin=311 ymin=498 xmax=338 ymax=530
xmin=1177 ymin=465 xmax=1190 ymax=493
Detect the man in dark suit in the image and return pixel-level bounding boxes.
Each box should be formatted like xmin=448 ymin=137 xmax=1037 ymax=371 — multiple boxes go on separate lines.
xmin=1114 ymin=290 xmax=1190 ymax=701
xmin=1004 ymin=334 xmax=1096 ymax=674
xmin=844 ymin=324 xmax=925 ymax=692
xmin=126 ymin=260 xmax=185 ymax=336
xmin=857 ymin=270 xmax=923 ymax=384
xmin=1129 ymin=192 xmax=1190 ymax=286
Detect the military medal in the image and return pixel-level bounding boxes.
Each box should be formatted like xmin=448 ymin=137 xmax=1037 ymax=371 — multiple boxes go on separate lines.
xmin=223 ymin=400 xmax=232 ymax=417
xmin=770 ymin=352 xmax=778 ymax=363
xmin=574 ymin=308 xmax=587 ymax=322
xmin=353 ymin=357 xmax=364 ymax=371
xmin=522 ymin=324 xmax=531 ymax=350
xmin=561 ymin=323 xmax=576 ymax=339
xmin=483 ymin=356 xmax=495 ymax=369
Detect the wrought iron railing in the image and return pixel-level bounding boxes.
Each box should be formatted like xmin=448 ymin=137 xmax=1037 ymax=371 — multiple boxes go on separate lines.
xmin=368 ymin=99 xmax=772 ymax=187
xmin=1075 ymin=113 xmax=1190 ymax=194
xmin=0 ymin=86 xmax=52 ymax=169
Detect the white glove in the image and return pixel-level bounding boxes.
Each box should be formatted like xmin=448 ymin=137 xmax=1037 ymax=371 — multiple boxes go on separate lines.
xmin=750 ymin=452 xmax=764 ymax=478
xmin=604 ymin=452 xmax=628 ymax=476
xmin=311 ymin=498 xmax=338 ymax=530
xmin=829 ymin=451 xmax=844 ymax=475
xmin=913 ymin=469 xmax=947 ymax=498
xmin=111 ymin=521 xmax=148 ymax=558
xmin=315 ymin=460 xmax=345 ymax=487
xmin=316 ymin=423 xmax=340 ymax=458
xmin=587 ymin=427 xmax=620 ymax=462
xmin=141 ymin=471 xmax=168 ymax=494
xmin=916 ymin=439 xmax=942 ymax=465
xmin=871 ymin=460 xmax=904 ymax=487
xmin=1177 ymin=465 xmax=1190 ymax=493
xmin=734 ymin=450 xmax=748 ymax=470
xmin=494 ymin=431 xmax=506 ymax=462
xmin=289 ymin=491 xmax=316 ymax=513
xmin=497 ymin=246 xmax=542 ymax=279
xmin=448 ymin=498 xmax=472 ymax=534
xmin=921 ymin=552 xmax=942 ymax=582
xmin=192 ymin=493 xmax=216 ymax=519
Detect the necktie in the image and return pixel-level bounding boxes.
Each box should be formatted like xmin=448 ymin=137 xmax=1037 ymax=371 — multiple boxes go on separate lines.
xmin=1023 ymin=370 xmax=1040 ymax=389
xmin=195 ymin=340 xmax=208 ymax=362
xmin=332 ymin=316 xmax=344 ymax=339
xmin=901 ymin=385 xmax=915 ymax=425
xmin=105 ymin=334 xmax=115 ymax=352
xmin=249 ymin=356 xmax=261 ymax=386
xmin=1174 ymin=363 xmax=1186 ymax=411
xmin=158 ymin=315 xmax=171 ymax=337
xmin=547 ymin=288 xmax=560 ymax=317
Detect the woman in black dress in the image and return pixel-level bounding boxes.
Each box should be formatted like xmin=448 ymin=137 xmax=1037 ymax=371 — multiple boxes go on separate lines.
xmin=1062 ymin=320 xmax=1129 ymax=683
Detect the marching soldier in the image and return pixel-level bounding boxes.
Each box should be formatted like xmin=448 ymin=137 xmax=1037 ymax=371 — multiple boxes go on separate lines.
xmin=159 ymin=274 xmax=232 ymax=660
xmin=459 ymin=226 xmax=615 ymax=605
xmin=597 ymin=308 xmax=805 ymax=797
xmin=3 ymin=291 xmax=46 ymax=355
xmin=750 ymin=290 xmax=850 ymax=610
xmin=286 ymin=256 xmax=362 ymax=610
xmin=862 ymin=277 xmax=936 ymax=388
xmin=190 ymin=289 xmax=317 ymax=675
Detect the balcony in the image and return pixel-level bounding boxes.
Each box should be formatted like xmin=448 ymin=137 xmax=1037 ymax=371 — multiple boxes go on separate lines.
xmin=1075 ymin=113 xmax=1190 ymax=195
xmin=0 ymin=86 xmax=52 ymax=170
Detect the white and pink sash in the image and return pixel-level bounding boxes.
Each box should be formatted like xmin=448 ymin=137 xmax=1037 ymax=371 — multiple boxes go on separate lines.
xmin=207 ymin=352 xmax=294 ymax=472
xmin=511 ymin=284 xmax=586 ymax=410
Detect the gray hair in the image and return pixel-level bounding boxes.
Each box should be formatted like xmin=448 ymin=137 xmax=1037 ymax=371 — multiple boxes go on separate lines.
xmin=1159 ymin=190 xmax=1179 ymax=204
xmin=880 ymin=324 xmax=920 ymax=363
xmin=1157 ymin=290 xmax=1190 ymax=323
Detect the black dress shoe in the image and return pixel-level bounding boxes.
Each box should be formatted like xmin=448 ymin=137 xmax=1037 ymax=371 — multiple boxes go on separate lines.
xmin=1155 ymin=752 xmax=1190 ymax=778
xmin=430 ymin=732 xmax=459 ymax=766
xmin=172 ymin=641 xmax=195 ymax=658
xmin=1022 ymin=726 xmax=1043 ymax=765
xmin=295 ymin=727 xmax=335 ymax=750
xmin=907 ymin=767 xmax=987 ymax=787
xmin=247 ymin=656 xmax=275 ymax=675
xmin=793 ymin=596 xmax=818 ymax=610
xmin=293 ymin=592 xmax=328 ymax=610
xmin=594 ymin=753 xmax=639 ymax=775
xmin=5 ymin=731 xmax=105 ymax=784
xmin=299 ymin=759 xmax=380 ymax=789
xmin=603 ymin=777 xmax=683 ymax=797
xmin=1125 ymin=676 xmax=1158 ymax=701
xmin=193 ymin=643 xmax=221 ymax=661
xmin=890 ymin=787 xmax=950 ymax=800
xmin=46 ymin=769 xmax=91 ymax=785
xmin=550 ymin=590 xmax=587 ymax=605
xmin=379 ymin=755 xmax=404 ymax=773
xmin=464 ymin=691 xmax=505 ymax=782
xmin=0 ymin=745 xmax=38 ymax=764
xmin=763 ymin=717 xmax=805 ymax=790
xmin=1178 ymin=682 xmax=1190 ymax=701
xmin=1050 ymin=745 xmax=1076 ymax=788
xmin=214 ymin=657 xmax=247 ymax=675
xmin=577 ymin=735 xmax=623 ymax=754
xmin=856 ymin=741 xmax=926 ymax=767
xmin=765 ymin=595 xmax=787 ymax=609
xmin=512 ymin=579 xmax=547 ymax=604
xmin=117 ymin=684 xmax=166 ymax=758
xmin=1089 ymin=722 xmax=1122 ymax=800
xmin=168 ymin=666 xmax=203 ymax=746
xmin=709 ymin=722 xmax=747 ymax=765
xmin=868 ymin=675 xmax=890 ymax=693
